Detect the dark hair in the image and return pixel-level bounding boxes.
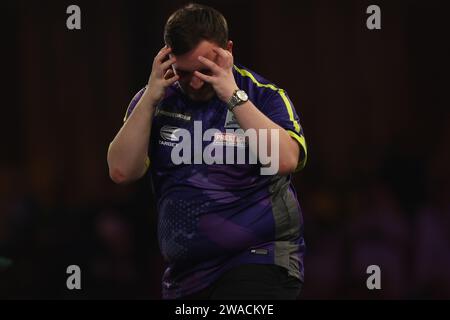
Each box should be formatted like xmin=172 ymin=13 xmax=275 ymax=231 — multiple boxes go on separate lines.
xmin=164 ymin=3 xmax=228 ymax=55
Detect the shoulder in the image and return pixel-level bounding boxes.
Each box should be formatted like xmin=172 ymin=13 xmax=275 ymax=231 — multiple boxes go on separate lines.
xmin=233 ymin=64 xmax=281 ymax=92
xmin=123 ymin=86 xmax=147 ymax=122
xmin=233 ymin=64 xmax=285 ymax=108
xmin=124 ymin=84 xmax=182 ymax=122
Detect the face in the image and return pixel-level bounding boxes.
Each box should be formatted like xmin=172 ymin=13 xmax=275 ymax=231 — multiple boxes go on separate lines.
xmin=171 ymin=40 xmax=225 ymax=102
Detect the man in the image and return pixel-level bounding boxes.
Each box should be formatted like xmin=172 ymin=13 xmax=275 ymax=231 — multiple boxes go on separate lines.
xmin=107 ymin=3 xmax=307 ymax=299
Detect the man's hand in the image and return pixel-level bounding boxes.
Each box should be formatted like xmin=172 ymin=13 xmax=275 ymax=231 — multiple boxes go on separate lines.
xmin=147 ymin=46 xmax=179 ymax=104
xmin=194 ymin=47 xmax=239 ymax=103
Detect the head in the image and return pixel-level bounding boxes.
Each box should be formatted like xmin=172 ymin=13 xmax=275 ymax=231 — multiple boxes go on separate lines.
xmin=164 ymin=3 xmax=233 ymax=101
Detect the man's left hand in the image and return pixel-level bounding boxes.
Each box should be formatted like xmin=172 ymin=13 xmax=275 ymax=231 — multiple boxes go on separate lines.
xmin=194 ymin=47 xmax=239 ymax=103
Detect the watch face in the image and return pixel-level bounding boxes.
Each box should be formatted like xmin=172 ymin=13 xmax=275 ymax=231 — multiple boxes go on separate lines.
xmin=236 ymin=90 xmax=248 ymax=101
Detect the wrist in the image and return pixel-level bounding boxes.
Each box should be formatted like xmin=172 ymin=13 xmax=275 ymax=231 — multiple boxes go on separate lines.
xmin=223 ymin=86 xmax=240 ymax=103
xmin=225 ymin=88 xmax=249 ymax=111
xmin=142 ymin=88 xmax=160 ymax=110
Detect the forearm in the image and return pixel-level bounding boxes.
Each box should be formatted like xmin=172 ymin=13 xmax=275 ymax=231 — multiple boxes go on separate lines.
xmin=232 ymin=100 xmax=300 ymax=174
xmin=107 ymin=88 xmax=156 ymax=183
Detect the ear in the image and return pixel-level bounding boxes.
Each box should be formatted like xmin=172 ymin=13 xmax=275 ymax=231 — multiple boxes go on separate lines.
xmin=226 ymin=40 xmax=233 ymax=53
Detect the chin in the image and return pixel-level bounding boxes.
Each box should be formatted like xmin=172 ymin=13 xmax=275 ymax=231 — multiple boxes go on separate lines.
xmin=185 ymin=88 xmax=216 ymax=102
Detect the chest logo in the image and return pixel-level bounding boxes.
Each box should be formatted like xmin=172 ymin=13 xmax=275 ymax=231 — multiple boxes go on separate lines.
xmin=160 ymin=125 xmax=182 ymax=142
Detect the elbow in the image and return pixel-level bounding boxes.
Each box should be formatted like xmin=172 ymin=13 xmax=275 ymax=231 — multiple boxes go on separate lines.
xmin=109 ymin=167 xmax=129 ymax=184
xmin=109 ymin=166 xmax=139 ymax=185
xmin=108 ymin=163 xmax=146 ymax=185
xmin=107 ymin=147 xmax=136 ymax=185
xmin=277 ymin=155 xmax=298 ymax=176
xmin=277 ymin=164 xmax=296 ymax=176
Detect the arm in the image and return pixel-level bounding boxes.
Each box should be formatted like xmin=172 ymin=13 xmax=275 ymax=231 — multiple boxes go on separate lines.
xmin=107 ymin=46 xmax=179 ymax=184
xmin=195 ymin=48 xmax=301 ymax=175
xmin=229 ymin=99 xmax=300 ymax=175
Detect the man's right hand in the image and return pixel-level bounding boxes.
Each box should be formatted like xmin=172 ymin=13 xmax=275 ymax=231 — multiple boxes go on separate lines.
xmin=146 ymin=46 xmax=179 ymax=104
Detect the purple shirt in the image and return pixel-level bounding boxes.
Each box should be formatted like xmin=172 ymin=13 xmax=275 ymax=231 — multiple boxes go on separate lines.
xmin=124 ymin=64 xmax=307 ymax=299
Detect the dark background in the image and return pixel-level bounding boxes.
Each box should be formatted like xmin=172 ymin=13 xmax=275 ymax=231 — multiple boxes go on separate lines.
xmin=1 ymin=0 xmax=449 ymax=299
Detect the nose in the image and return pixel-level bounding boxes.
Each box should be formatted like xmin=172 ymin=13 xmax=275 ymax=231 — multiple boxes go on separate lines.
xmin=189 ymin=75 xmax=204 ymax=90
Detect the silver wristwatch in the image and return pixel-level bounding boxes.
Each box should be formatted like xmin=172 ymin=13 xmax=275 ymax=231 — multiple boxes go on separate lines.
xmin=226 ymin=89 xmax=248 ymax=111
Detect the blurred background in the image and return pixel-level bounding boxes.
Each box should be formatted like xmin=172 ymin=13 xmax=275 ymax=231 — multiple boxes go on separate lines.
xmin=1 ymin=0 xmax=449 ymax=299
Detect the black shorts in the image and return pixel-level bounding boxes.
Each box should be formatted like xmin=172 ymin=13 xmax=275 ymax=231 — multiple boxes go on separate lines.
xmin=180 ymin=263 xmax=302 ymax=300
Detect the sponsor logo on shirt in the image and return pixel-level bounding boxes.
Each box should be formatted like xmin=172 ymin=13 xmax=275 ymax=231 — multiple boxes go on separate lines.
xmin=156 ymin=109 xmax=191 ymax=121
xmin=212 ymin=132 xmax=246 ymax=148
xmin=159 ymin=125 xmax=181 ymax=147
xmin=224 ymin=110 xmax=241 ymax=129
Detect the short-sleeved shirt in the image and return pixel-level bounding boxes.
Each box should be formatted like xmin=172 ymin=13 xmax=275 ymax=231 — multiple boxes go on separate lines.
xmin=124 ymin=64 xmax=307 ymax=299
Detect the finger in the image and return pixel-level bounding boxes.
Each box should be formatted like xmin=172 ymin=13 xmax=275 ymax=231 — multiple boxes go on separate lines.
xmin=156 ymin=48 xmax=171 ymax=63
xmin=156 ymin=45 xmax=169 ymax=58
xmin=155 ymin=46 xmax=172 ymax=63
xmin=193 ymin=70 xmax=214 ymax=83
xmin=212 ymin=47 xmax=233 ymax=67
xmin=164 ymin=69 xmax=174 ymax=80
xmin=158 ymin=45 xmax=168 ymax=53
xmin=164 ymin=74 xmax=179 ymax=86
xmin=212 ymin=47 xmax=230 ymax=58
xmin=160 ymin=56 xmax=176 ymax=71
xmin=197 ymin=56 xmax=221 ymax=74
